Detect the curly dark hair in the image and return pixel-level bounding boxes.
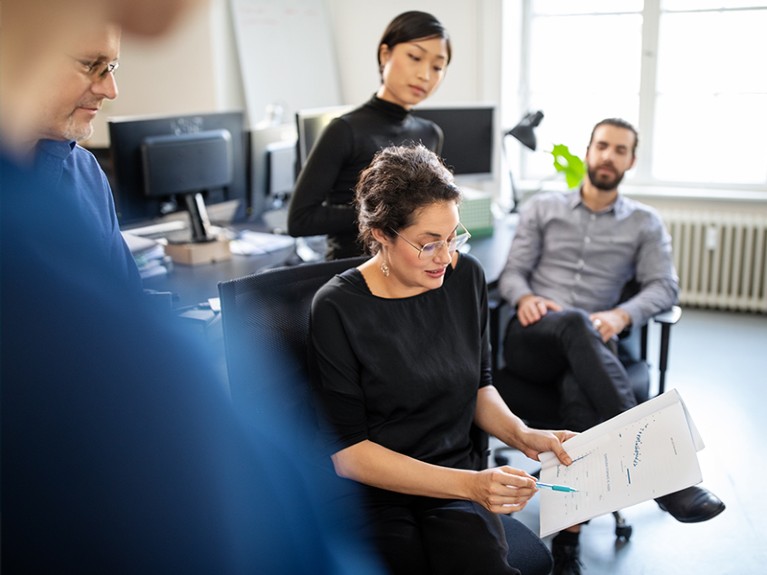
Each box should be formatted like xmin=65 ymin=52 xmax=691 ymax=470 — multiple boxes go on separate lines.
xmin=355 ymin=144 xmax=461 ymax=255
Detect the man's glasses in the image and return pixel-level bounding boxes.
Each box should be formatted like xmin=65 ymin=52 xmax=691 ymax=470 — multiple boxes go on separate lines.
xmin=390 ymin=222 xmax=472 ymax=259
xmin=71 ymin=56 xmax=119 ymax=80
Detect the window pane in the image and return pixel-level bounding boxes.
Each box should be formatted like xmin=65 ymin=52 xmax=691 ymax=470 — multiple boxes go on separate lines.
xmin=523 ymin=13 xmax=642 ymax=180
xmin=657 ymin=11 xmax=767 ymax=93
xmin=529 ymin=15 xmax=642 ymax=93
xmin=655 ymin=7 xmax=767 ymax=183
xmin=662 ymin=0 xmax=767 ymax=11
xmin=653 ymin=93 xmax=767 ymax=183
xmin=532 ymin=0 xmax=642 ymax=15
xmin=513 ymin=1 xmax=767 ymax=189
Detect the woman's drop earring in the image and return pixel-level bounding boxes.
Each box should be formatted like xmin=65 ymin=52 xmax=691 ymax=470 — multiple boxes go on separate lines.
xmin=380 ymin=261 xmax=390 ymax=277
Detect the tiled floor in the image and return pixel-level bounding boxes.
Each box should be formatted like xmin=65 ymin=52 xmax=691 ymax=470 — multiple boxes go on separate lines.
xmin=495 ymin=308 xmax=767 ymax=574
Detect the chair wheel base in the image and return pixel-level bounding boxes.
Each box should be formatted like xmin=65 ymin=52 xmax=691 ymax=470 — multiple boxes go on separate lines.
xmin=612 ymin=511 xmax=633 ymax=541
xmin=615 ymin=524 xmax=632 ymax=541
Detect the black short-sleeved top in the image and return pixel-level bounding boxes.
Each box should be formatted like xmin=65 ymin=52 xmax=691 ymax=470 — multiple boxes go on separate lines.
xmin=287 ymin=95 xmax=443 ymax=259
xmin=310 ymin=253 xmax=492 ymax=471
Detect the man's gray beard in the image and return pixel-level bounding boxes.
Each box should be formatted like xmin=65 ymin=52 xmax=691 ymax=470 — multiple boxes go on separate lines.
xmin=62 ymin=118 xmax=95 ymax=143
xmin=70 ymin=125 xmax=95 ymax=143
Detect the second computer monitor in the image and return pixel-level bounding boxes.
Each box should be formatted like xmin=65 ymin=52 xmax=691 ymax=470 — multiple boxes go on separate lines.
xmin=294 ymin=104 xmax=495 ymax=179
xmin=294 ymin=105 xmax=353 ymax=172
xmin=412 ymin=104 xmax=495 ymax=177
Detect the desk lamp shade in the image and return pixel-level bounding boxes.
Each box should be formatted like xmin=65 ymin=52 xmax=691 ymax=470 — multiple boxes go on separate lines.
xmin=507 ymin=110 xmax=544 ymax=151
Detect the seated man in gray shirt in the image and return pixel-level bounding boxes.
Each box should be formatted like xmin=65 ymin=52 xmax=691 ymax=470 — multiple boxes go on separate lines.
xmin=498 ymin=118 xmax=725 ymax=575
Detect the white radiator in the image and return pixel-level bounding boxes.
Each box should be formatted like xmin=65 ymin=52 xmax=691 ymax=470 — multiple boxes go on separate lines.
xmin=660 ymin=210 xmax=767 ymax=313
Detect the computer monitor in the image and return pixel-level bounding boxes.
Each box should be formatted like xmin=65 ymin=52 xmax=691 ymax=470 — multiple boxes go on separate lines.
xmin=141 ymin=129 xmax=233 ymax=242
xmin=294 ymin=105 xmax=352 ymax=172
xmin=108 ymin=111 xmax=248 ymax=232
xmin=248 ymin=123 xmax=298 ymax=222
xmin=294 ymin=103 xmax=495 ymax=178
xmin=412 ymin=104 xmax=495 ymax=177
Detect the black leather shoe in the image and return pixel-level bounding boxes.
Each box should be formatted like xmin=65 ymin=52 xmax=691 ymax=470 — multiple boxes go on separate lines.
xmin=655 ymin=485 xmax=725 ymax=523
xmin=551 ymin=540 xmax=583 ymax=575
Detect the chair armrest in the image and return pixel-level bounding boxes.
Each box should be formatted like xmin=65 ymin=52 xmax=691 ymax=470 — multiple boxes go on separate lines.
xmin=487 ymin=280 xmax=506 ymax=373
xmin=651 ymin=305 xmax=682 ymax=396
xmin=652 ymin=305 xmax=682 ymax=326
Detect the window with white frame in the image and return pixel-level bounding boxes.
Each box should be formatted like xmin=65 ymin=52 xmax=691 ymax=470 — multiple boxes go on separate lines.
xmin=506 ymin=0 xmax=767 ymax=194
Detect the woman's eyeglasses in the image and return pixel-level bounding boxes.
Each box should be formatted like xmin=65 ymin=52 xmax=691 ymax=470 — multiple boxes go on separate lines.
xmin=390 ymin=222 xmax=471 ymax=259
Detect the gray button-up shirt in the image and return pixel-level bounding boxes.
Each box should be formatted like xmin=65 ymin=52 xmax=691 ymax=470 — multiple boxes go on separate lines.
xmin=498 ymin=190 xmax=679 ymax=327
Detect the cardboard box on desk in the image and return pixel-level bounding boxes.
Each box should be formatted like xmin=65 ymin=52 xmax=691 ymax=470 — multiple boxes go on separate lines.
xmin=164 ymin=238 xmax=232 ymax=266
xmin=459 ymin=186 xmax=494 ymax=237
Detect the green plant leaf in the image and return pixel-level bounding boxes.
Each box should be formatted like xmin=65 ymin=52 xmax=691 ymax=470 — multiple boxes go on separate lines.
xmin=551 ymin=143 xmax=586 ymax=189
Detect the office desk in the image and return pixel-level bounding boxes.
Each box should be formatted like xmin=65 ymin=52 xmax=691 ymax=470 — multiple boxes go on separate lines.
xmin=142 ymin=216 xmax=517 ymax=309
xmin=144 ymin=217 xmax=515 ymax=310
xmin=137 ymin=236 xmax=296 ymax=385
xmin=143 ymin=242 xmax=296 ymax=308
xmin=466 ymin=214 xmax=516 ymax=284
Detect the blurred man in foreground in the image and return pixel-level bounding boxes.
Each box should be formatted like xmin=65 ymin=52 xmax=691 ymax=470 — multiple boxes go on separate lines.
xmin=1 ymin=2 xmax=383 ymax=572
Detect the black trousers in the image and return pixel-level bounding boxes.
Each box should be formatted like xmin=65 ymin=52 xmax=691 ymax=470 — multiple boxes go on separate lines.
xmin=363 ymin=494 xmax=554 ymax=575
xmin=502 ymin=309 xmax=637 ymax=432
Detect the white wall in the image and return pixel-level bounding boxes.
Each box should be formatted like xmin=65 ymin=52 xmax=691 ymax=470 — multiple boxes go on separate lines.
xmin=89 ymin=0 xmax=245 ymax=147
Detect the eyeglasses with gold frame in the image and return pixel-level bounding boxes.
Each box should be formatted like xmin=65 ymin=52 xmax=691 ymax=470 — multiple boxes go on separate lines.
xmin=390 ymin=222 xmax=471 ymax=259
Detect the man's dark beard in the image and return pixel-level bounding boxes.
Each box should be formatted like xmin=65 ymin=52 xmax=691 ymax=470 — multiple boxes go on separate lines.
xmin=587 ymin=165 xmax=625 ymax=191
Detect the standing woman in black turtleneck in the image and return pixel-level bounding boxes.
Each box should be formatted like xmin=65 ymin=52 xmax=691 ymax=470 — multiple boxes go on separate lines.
xmin=287 ymin=11 xmax=451 ymax=260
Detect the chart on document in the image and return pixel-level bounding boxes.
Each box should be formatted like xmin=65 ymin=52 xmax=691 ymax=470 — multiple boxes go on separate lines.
xmin=538 ymin=390 xmax=704 ymax=537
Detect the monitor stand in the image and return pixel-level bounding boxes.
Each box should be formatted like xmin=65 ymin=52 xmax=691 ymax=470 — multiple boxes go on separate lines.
xmin=164 ymin=192 xmax=231 ymax=266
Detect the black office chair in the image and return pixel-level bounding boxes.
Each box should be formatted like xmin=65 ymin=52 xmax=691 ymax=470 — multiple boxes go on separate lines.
xmin=487 ymin=280 xmax=682 ymax=540
xmin=218 ymin=258 xmax=553 ymax=575
xmin=218 ymin=256 xmax=369 ymax=426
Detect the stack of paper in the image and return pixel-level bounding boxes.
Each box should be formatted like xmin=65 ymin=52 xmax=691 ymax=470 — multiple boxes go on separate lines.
xmin=228 ymin=230 xmax=295 ymax=256
xmin=122 ymin=231 xmax=171 ymax=279
xmin=538 ymin=389 xmax=705 ymax=537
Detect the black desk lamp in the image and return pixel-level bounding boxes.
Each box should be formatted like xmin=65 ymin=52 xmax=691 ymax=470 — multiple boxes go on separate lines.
xmin=503 ymin=110 xmax=544 ymax=213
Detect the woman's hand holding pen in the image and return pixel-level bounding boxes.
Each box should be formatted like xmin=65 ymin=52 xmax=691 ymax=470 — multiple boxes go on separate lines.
xmin=470 ymin=467 xmax=539 ymax=514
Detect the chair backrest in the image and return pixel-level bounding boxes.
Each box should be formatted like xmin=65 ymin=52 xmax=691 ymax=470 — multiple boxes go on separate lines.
xmin=218 ymin=256 xmax=368 ymax=424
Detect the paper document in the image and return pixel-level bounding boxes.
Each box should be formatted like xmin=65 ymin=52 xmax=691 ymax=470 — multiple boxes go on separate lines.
xmin=122 ymin=232 xmax=170 ymax=279
xmin=229 ymin=230 xmax=295 ymax=255
xmin=538 ymin=389 xmax=704 ymax=537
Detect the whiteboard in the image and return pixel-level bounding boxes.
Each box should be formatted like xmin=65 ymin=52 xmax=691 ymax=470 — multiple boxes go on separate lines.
xmin=229 ymin=0 xmax=341 ymax=128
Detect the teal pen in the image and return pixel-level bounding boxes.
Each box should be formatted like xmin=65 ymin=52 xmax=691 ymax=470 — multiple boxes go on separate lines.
xmin=536 ymin=482 xmax=578 ymax=493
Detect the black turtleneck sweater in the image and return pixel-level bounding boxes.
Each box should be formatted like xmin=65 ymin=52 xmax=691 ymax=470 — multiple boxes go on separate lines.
xmin=287 ymin=95 xmax=443 ymax=259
